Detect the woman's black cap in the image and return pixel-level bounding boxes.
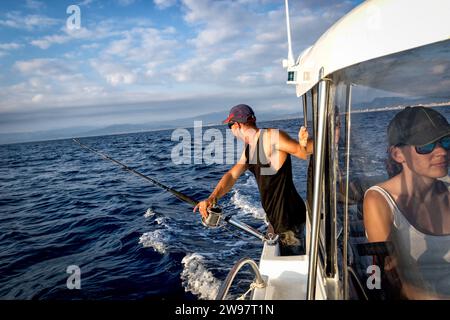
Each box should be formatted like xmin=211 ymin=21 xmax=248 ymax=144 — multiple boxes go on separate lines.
xmin=388 ymin=106 xmax=450 ymax=146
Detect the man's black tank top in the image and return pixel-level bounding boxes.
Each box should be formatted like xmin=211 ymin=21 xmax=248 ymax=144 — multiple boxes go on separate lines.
xmin=245 ymin=129 xmax=306 ymax=234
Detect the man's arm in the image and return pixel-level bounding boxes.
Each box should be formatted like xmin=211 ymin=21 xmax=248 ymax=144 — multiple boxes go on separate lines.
xmin=276 ymin=128 xmax=313 ymax=160
xmin=193 ymin=151 xmax=248 ymax=218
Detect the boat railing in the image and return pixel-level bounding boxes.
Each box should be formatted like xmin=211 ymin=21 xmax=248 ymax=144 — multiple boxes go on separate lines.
xmin=215 ymin=257 xmax=266 ymax=300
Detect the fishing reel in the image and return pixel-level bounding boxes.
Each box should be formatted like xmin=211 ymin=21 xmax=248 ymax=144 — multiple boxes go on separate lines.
xmin=201 ymin=206 xmax=281 ymax=244
xmin=201 ymin=206 xmax=224 ymax=228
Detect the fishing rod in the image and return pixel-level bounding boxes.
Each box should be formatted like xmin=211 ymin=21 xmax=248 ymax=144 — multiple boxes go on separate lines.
xmin=73 ymin=138 xmax=197 ymax=206
xmin=73 ymin=138 xmax=275 ymax=243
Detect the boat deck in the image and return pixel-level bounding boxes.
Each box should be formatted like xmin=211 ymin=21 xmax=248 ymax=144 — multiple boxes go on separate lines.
xmin=252 ymin=243 xmax=309 ymax=300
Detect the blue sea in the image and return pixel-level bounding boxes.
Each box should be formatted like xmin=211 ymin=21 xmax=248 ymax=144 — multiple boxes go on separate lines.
xmin=1 ymin=107 xmax=449 ymax=300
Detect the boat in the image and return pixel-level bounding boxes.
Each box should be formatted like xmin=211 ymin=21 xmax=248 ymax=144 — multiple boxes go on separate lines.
xmin=215 ymin=0 xmax=450 ymax=300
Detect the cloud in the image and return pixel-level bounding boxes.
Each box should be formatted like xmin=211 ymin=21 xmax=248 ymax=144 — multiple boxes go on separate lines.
xmin=154 ymin=0 xmax=177 ymax=10
xmin=105 ymin=35 xmax=133 ymax=56
xmin=169 ymin=0 xmax=358 ymax=88
xmin=31 ymin=34 xmax=69 ymax=49
xmin=90 ymin=26 xmax=179 ymax=86
xmin=25 ymin=0 xmax=46 ymax=10
xmin=30 ymin=24 xmax=112 ymax=49
xmin=31 ymin=94 xmax=44 ymax=103
xmin=117 ymin=0 xmax=136 ymax=6
xmin=14 ymin=58 xmax=74 ymax=77
xmin=2 ymin=57 xmax=107 ymax=114
xmin=0 ymin=42 xmax=22 ymax=58
xmin=3 ymin=18 xmax=182 ymax=112
xmin=0 ymin=12 xmax=59 ymax=30
xmin=80 ymin=43 xmax=100 ymax=50
xmin=29 ymin=19 xmax=140 ymax=50
xmin=103 ymin=27 xmax=178 ymax=63
xmin=182 ymin=0 xmax=247 ymax=48
xmin=0 ymin=42 xmax=22 ymax=50
xmin=165 ymin=0 xmax=285 ymax=86
xmin=0 ymin=0 xmax=365 ymax=134
xmin=79 ymin=0 xmax=94 ymax=6
xmin=90 ymin=60 xmax=137 ymax=86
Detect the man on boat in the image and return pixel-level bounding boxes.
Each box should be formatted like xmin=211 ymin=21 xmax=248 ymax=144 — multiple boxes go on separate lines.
xmin=194 ymin=104 xmax=313 ymax=255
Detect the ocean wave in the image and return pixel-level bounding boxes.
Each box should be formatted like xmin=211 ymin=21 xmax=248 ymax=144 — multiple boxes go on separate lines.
xmin=180 ymin=253 xmax=221 ymax=300
xmin=143 ymin=208 xmax=171 ymax=228
xmin=139 ymin=230 xmax=169 ymax=254
xmin=230 ymin=190 xmax=265 ymax=220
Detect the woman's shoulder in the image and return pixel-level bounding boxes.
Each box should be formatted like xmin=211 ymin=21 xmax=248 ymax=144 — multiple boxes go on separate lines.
xmin=363 ymin=179 xmax=397 ymax=215
xmin=364 ymin=178 xmax=394 ymax=195
xmin=363 ymin=184 xmax=395 ymax=241
xmin=374 ymin=176 xmax=402 ymax=197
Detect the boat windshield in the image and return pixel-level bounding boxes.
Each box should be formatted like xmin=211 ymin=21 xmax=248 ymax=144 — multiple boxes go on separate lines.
xmin=330 ymin=52 xmax=450 ymax=299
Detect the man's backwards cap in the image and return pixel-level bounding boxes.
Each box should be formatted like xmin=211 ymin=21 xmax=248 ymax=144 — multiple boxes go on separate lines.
xmin=223 ymin=104 xmax=256 ymax=124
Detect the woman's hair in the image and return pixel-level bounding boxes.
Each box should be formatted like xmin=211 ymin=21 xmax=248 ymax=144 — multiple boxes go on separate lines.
xmin=385 ymin=146 xmax=403 ymax=178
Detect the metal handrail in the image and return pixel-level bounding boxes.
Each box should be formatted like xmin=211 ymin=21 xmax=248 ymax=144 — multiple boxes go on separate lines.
xmin=306 ymin=68 xmax=330 ymax=300
xmin=343 ymin=83 xmax=353 ymax=299
xmin=215 ymin=257 xmax=266 ymax=300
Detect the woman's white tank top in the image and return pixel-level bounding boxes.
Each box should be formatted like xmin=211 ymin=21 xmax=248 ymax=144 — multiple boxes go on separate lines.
xmin=365 ymin=185 xmax=450 ymax=297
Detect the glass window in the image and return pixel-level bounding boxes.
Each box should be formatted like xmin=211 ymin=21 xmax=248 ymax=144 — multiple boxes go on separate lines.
xmin=334 ymin=74 xmax=450 ymax=299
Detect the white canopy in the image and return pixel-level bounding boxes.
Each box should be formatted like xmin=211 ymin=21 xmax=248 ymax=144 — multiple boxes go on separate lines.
xmin=291 ymin=0 xmax=450 ymax=97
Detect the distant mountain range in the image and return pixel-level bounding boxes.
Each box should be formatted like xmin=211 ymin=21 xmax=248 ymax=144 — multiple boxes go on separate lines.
xmin=0 ymin=109 xmax=303 ymax=145
xmin=352 ymin=96 xmax=449 ymax=109
xmin=1 ymin=96 xmax=449 ymax=145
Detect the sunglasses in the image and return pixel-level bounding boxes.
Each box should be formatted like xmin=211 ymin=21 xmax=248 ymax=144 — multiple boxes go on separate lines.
xmin=415 ymin=136 xmax=450 ymax=154
xmin=227 ymin=122 xmax=236 ymax=129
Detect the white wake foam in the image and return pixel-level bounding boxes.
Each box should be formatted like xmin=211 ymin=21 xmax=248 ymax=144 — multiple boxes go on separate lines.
xmin=230 ymin=190 xmax=265 ymax=220
xmin=155 ymin=216 xmax=166 ymax=225
xmin=139 ymin=230 xmax=168 ymax=254
xmin=180 ymin=253 xmax=221 ymax=300
xmin=242 ymin=174 xmax=258 ymax=188
xmin=144 ymin=208 xmax=156 ymax=218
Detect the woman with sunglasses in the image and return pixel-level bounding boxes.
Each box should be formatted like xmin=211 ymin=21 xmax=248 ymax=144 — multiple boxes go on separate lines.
xmin=363 ymin=106 xmax=450 ymax=299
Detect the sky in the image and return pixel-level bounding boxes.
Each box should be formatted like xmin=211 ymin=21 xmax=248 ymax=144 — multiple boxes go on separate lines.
xmin=0 ymin=0 xmax=365 ymax=134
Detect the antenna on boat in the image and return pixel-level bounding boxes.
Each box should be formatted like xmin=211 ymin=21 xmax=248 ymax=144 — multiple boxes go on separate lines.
xmin=283 ymin=0 xmax=295 ymax=69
